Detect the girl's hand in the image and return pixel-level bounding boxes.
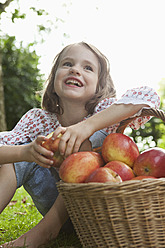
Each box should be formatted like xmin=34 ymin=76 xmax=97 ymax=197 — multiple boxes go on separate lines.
xmin=52 ymin=121 xmax=94 ymax=158
xmin=21 ymin=136 xmax=54 ymax=168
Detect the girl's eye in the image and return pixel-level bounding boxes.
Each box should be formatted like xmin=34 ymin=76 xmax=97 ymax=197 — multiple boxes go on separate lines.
xmin=63 ymin=62 xmax=72 ymax=67
xmin=85 ymin=65 xmax=93 ymax=71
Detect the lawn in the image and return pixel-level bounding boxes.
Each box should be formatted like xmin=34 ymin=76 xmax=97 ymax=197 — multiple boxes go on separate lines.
xmin=0 ymin=186 xmax=82 ymax=247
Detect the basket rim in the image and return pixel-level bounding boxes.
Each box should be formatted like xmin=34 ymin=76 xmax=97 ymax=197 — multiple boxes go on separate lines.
xmin=57 ymin=177 xmax=165 ymax=191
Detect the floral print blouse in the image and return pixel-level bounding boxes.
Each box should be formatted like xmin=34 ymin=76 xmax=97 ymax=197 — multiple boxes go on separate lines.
xmin=0 ymin=86 xmax=160 ymax=146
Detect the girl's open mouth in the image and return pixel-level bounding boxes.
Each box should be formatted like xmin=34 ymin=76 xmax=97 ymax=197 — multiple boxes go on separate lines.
xmin=65 ymin=78 xmax=83 ymax=87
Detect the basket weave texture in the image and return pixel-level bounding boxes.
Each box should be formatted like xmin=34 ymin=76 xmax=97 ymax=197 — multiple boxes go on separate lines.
xmin=57 ymin=108 xmax=165 ymax=248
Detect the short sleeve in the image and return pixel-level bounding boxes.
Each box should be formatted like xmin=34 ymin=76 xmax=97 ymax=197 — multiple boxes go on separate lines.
xmin=114 ymin=86 xmax=160 ymax=130
xmin=0 ymin=109 xmax=37 ymax=146
xmin=115 ymin=86 xmax=160 ymax=108
xmin=92 ymin=86 xmax=161 ymax=134
xmin=0 ymin=108 xmax=59 ymax=145
xmin=94 ymin=98 xmax=117 ymax=113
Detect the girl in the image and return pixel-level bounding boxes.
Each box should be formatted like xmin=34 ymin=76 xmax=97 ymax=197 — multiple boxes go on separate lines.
xmin=0 ymin=42 xmax=160 ymax=247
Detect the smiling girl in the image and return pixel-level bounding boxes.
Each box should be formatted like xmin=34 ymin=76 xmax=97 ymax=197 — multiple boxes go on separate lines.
xmin=0 ymin=42 xmax=160 ymax=247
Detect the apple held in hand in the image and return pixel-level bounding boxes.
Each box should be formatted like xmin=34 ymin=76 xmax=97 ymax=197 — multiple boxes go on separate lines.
xmin=42 ymin=132 xmax=64 ymax=167
xmin=85 ymin=167 xmax=122 ymax=183
xmin=133 ymin=147 xmax=165 ymax=178
xmin=59 ymin=151 xmax=104 ymax=183
xmin=105 ymin=160 xmax=135 ymax=181
xmin=102 ymin=133 xmax=139 ymax=167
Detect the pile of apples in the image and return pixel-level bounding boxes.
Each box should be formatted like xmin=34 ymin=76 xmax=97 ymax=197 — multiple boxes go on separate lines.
xmin=42 ymin=132 xmax=165 ymax=184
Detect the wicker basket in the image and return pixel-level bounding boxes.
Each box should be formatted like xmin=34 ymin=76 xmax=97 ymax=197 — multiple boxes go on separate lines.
xmin=57 ymin=108 xmax=165 ymax=248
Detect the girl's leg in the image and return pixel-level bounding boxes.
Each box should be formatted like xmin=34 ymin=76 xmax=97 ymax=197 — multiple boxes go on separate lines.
xmin=0 ymin=163 xmax=17 ymax=213
xmin=3 ymin=194 xmax=69 ymax=248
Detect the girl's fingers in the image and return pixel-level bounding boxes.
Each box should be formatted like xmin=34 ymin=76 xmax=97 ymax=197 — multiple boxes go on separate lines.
xmin=58 ymin=131 xmax=85 ymax=157
xmin=62 ymin=135 xmax=83 ymax=157
xmin=72 ymin=139 xmax=82 ymax=154
xmin=64 ymin=136 xmax=78 ymax=157
xmin=29 ymin=141 xmax=54 ymax=168
xmin=34 ymin=152 xmax=54 ymax=168
xmin=37 ymin=145 xmax=54 ymax=158
xmin=58 ymin=132 xmax=70 ymax=155
xmin=52 ymin=127 xmax=66 ymax=140
xmin=35 ymin=135 xmax=48 ymax=144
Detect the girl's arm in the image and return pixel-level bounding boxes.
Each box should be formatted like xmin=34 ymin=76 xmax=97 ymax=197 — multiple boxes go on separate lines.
xmin=53 ymin=103 xmax=149 ymax=157
xmin=0 ymin=132 xmax=92 ymax=167
xmin=0 ymin=136 xmax=54 ymax=168
xmin=53 ymin=86 xmax=161 ymax=157
xmin=0 ymin=145 xmax=25 ymax=164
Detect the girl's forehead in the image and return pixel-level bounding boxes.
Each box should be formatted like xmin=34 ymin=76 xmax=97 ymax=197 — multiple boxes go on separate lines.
xmin=60 ymin=44 xmax=99 ymax=63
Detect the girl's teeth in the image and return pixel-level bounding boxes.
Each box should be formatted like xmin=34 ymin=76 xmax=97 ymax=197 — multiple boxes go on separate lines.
xmin=66 ymin=80 xmax=82 ymax=87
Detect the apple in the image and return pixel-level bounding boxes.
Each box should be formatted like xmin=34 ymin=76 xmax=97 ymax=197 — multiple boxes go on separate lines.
xmin=59 ymin=151 xmax=104 ymax=183
xmin=133 ymin=147 xmax=165 ymax=178
xmin=85 ymin=167 xmax=122 ymax=183
xmin=42 ymin=132 xmax=64 ymax=167
xmin=102 ymin=133 xmax=139 ymax=167
xmin=105 ymin=160 xmax=135 ymax=181
xmin=131 ymin=176 xmax=157 ymax=180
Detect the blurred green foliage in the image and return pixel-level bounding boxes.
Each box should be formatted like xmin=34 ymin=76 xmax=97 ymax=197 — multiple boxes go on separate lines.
xmin=129 ymin=80 xmax=165 ymax=151
xmin=2 ymin=35 xmax=44 ymax=130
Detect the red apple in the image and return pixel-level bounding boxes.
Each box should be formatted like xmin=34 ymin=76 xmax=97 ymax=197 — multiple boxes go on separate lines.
xmin=133 ymin=147 xmax=165 ymax=178
xmin=85 ymin=167 xmax=122 ymax=183
xmin=59 ymin=151 xmax=104 ymax=183
xmin=42 ymin=132 xmax=64 ymax=167
xmin=102 ymin=133 xmax=139 ymax=167
xmin=105 ymin=160 xmax=135 ymax=181
xmin=131 ymin=176 xmax=157 ymax=180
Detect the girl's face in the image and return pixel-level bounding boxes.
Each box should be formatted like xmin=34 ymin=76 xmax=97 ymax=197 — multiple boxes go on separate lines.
xmin=54 ymin=44 xmax=99 ymax=106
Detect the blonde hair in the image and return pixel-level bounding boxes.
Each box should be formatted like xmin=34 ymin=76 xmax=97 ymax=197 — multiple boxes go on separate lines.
xmin=42 ymin=42 xmax=116 ymax=115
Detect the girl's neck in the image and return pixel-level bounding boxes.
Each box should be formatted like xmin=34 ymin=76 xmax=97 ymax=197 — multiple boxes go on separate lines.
xmin=57 ymin=102 xmax=88 ymax=127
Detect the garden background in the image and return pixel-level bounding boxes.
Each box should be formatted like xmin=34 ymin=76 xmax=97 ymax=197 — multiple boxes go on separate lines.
xmin=0 ymin=0 xmax=165 ymax=247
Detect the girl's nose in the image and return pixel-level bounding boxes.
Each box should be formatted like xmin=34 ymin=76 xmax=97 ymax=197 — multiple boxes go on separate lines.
xmin=69 ymin=66 xmax=81 ymax=76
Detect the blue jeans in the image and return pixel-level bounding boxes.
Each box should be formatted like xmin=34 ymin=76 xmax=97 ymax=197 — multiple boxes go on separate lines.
xmin=14 ymin=130 xmax=107 ymax=216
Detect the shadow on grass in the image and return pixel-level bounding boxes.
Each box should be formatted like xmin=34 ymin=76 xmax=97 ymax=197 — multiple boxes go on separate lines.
xmin=39 ymin=231 xmax=82 ymax=248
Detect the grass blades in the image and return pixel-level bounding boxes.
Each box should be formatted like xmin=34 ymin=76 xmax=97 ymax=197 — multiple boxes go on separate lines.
xmin=0 ymin=186 xmax=42 ymax=244
xmin=0 ymin=187 xmax=82 ymax=247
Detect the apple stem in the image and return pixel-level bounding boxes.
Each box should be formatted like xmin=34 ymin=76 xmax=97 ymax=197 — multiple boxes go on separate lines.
xmin=144 ymin=167 xmax=150 ymax=173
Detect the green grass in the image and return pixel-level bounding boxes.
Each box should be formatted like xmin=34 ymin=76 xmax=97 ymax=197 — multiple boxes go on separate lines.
xmin=0 ymin=187 xmax=82 ymax=247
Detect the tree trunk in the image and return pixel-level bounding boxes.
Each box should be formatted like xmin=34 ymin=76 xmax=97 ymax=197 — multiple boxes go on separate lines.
xmin=0 ymin=0 xmax=13 ymax=131
xmin=0 ymin=51 xmax=7 ymax=131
